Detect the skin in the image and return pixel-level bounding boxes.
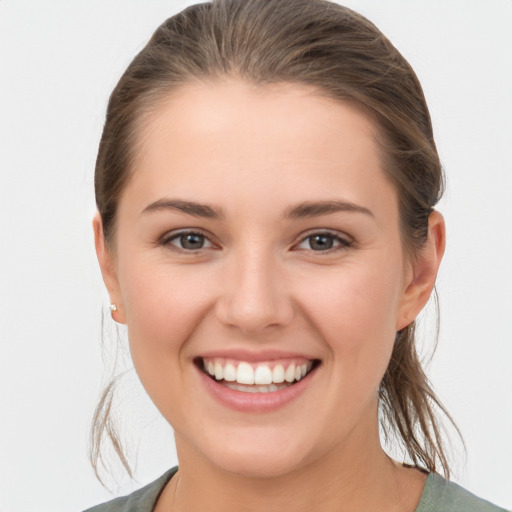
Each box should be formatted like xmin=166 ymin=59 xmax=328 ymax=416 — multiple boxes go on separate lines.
xmin=94 ymin=79 xmax=445 ymax=511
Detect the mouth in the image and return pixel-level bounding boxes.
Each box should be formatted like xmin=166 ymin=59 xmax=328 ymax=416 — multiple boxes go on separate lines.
xmin=195 ymin=356 xmax=321 ymax=394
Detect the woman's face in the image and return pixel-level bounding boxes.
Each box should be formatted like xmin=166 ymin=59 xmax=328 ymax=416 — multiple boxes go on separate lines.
xmin=96 ymin=80 xmax=436 ymax=477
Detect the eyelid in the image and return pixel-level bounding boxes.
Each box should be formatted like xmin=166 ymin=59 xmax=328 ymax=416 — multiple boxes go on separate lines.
xmin=157 ymin=228 xmax=352 ymax=253
xmin=159 ymin=228 xmax=217 ymax=252
xmin=293 ymin=229 xmax=353 ymax=251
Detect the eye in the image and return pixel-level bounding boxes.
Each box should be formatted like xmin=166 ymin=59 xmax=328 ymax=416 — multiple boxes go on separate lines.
xmin=162 ymin=231 xmax=214 ymax=251
xmin=296 ymin=232 xmax=352 ymax=252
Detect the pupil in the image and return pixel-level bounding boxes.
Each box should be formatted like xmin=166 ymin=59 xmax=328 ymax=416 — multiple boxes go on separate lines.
xmin=310 ymin=235 xmax=333 ymax=250
xmin=182 ymin=234 xmax=204 ymax=249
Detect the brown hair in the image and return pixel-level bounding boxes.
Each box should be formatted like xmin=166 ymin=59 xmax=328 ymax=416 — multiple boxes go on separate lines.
xmin=92 ymin=0 xmax=460 ymax=482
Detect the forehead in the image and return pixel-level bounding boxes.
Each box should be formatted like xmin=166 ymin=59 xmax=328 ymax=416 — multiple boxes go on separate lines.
xmin=137 ymin=79 xmax=378 ymax=165
xmin=123 ymin=79 xmax=396 ymax=223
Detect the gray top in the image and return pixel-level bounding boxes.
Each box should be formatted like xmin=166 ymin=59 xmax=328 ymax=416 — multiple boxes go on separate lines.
xmin=83 ymin=467 xmax=507 ymax=512
xmin=415 ymin=473 xmax=507 ymax=512
xmin=84 ymin=468 xmax=178 ymax=512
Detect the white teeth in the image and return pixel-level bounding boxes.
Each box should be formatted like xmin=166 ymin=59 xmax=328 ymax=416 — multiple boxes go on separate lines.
xmin=272 ymin=364 xmax=285 ymax=383
xmin=223 ymin=363 xmax=237 ymax=382
xmin=224 ymin=382 xmax=290 ymax=393
xmin=236 ymin=362 xmax=255 ymax=385
xmin=214 ymin=361 xmax=223 ymax=380
xmin=223 ymin=382 xmax=258 ymax=393
xmin=284 ymin=364 xmax=296 ymax=383
xmin=254 ymin=365 xmax=273 ymax=385
xmin=202 ymin=358 xmax=315 ymax=387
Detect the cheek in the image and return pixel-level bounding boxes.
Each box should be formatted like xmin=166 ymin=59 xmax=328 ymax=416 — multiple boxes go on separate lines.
xmin=304 ymin=258 xmax=402 ymax=333
xmin=298 ymin=258 xmax=404 ymax=385
xmin=117 ymin=258 xmax=215 ymax=385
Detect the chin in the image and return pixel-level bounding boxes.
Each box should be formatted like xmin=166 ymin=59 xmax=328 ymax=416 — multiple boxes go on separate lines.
xmin=198 ymin=430 xmax=315 ymax=479
xmin=216 ymin=453 xmax=305 ymax=479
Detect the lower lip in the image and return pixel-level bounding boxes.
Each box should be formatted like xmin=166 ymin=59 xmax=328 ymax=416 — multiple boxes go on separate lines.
xmin=197 ymin=365 xmax=317 ymax=412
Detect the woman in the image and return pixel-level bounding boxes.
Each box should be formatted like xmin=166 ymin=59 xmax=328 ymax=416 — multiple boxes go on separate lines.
xmin=85 ymin=0 xmax=506 ymax=510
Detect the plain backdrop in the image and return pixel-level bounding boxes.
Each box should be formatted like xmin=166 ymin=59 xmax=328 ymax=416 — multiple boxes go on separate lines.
xmin=0 ymin=1 xmax=511 ymax=511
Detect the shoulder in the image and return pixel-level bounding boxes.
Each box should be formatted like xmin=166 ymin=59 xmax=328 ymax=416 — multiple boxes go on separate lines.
xmin=416 ymin=472 xmax=508 ymax=512
xmin=82 ymin=467 xmax=178 ymax=512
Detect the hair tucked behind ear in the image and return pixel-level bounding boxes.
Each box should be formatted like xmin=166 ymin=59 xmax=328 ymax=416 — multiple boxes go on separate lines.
xmin=92 ymin=0 xmax=462 ymax=484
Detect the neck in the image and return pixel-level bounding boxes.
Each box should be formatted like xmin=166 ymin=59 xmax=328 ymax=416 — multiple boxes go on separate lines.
xmin=156 ymin=422 xmax=426 ymax=512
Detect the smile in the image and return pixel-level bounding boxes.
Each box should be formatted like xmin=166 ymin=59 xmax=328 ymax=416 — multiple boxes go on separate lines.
xmin=198 ymin=357 xmax=318 ymax=393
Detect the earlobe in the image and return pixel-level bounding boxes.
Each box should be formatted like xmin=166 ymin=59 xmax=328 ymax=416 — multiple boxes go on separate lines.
xmin=92 ymin=213 xmax=126 ymax=324
xmin=396 ymin=210 xmax=446 ymax=331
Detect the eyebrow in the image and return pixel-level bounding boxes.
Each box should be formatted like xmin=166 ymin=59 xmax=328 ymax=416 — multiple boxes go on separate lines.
xmin=141 ymin=198 xmax=373 ymax=220
xmin=141 ymin=199 xmax=224 ymax=219
xmin=283 ymin=200 xmax=374 ymax=219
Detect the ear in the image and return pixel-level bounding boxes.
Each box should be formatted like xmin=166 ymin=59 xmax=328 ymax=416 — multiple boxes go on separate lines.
xmin=396 ymin=210 xmax=446 ymax=331
xmin=93 ymin=213 xmax=126 ymax=324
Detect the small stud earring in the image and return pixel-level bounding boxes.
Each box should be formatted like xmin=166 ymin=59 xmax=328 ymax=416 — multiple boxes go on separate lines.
xmin=110 ymin=304 xmax=118 ymax=312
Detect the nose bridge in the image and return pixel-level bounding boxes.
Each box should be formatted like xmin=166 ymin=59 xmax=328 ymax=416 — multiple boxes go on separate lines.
xmin=215 ymin=240 xmax=293 ymax=333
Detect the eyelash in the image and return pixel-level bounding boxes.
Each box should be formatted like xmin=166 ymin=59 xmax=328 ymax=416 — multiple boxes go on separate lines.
xmin=160 ymin=230 xmax=215 ymax=253
xmin=295 ymin=230 xmax=352 ymax=253
xmin=159 ymin=229 xmax=352 ymax=254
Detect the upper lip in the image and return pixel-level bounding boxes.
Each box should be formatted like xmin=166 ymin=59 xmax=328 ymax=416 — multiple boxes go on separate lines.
xmin=197 ymin=349 xmax=319 ymax=363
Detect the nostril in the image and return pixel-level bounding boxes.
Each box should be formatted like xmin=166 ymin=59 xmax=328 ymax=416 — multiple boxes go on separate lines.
xmin=213 ymin=278 xmax=295 ymax=333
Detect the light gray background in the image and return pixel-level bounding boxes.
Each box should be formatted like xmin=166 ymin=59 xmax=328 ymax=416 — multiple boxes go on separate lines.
xmin=0 ymin=1 xmax=511 ymax=511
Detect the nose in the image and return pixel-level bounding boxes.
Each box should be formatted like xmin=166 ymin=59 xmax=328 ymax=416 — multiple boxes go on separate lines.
xmin=214 ymin=247 xmax=295 ymax=334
